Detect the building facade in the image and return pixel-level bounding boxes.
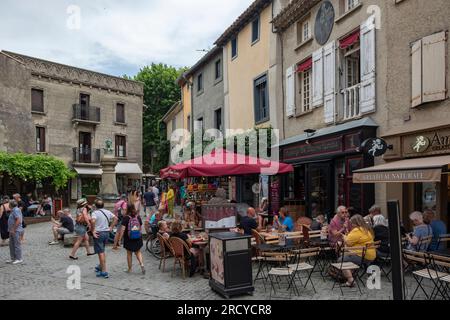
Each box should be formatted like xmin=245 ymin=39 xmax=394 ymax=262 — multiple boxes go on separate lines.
xmin=0 ymin=51 xmax=144 ymax=204
xmin=186 ymin=47 xmax=225 ymax=136
xmin=272 ymin=0 xmax=449 ymax=227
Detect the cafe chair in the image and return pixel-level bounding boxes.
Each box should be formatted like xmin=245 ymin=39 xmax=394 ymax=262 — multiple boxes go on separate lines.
xmin=428 ymin=253 xmax=450 ymax=300
xmin=403 ymin=250 xmax=445 ymax=300
xmin=330 ymin=246 xmax=367 ymax=296
xmin=169 ymin=237 xmax=192 ymax=279
xmin=418 ymin=235 xmax=433 ymax=252
xmin=266 ymin=253 xmax=297 ymax=299
xmin=436 ymin=234 xmax=450 ymax=251
xmin=157 ymin=233 xmax=174 ymax=273
xmin=288 ymin=247 xmax=320 ymax=294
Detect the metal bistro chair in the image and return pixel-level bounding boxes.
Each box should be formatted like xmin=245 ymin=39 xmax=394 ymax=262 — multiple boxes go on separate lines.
xmin=267 ymin=252 xmax=297 ymax=299
xmin=330 ymin=246 xmax=367 ymax=296
xmin=418 ymin=235 xmax=433 ymax=252
xmin=427 ymin=253 xmax=450 ymax=300
xmin=169 ymin=237 xmax=192 ymax=279
xmin=436 ymin=234 xmax=450 ymax=251
xmin=403 ymin=250 xmax=436 ymax=300
xmin=288 ymin=247 xmax=321 ymax=294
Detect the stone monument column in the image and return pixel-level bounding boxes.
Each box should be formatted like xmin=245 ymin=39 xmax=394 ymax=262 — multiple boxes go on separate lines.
xmin=99 ymin=139 xmax=118 ymax=211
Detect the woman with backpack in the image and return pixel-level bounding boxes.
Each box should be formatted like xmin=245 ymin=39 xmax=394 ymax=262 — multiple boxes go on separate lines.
xmin=117 ymin=203 xmax=145 ymax=274
xmin=70 ymin=199 xmax=95 ymax=260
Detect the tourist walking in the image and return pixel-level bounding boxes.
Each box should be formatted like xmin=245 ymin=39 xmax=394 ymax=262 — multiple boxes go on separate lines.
xmin=70 ymin=199 xmax=95 ymax=260
xmin=113 ymin=195 xmax=128 ymax=249
xmin=6 ymin=200 xmax=24 ymax=265
xmin=0 ymin=196 xmax=11 ymax=246
xmin=152 ymin=182 xmax=160 ymax=206
xmin=90 ymin=199 xmax=118 ymax=279
xmin=143 ymin=187 xmax=157 ymax=218
xmin=13 ymin=194 xmax=27 ymax=243
xmin=116 ymin=203 xmax=145 ymax=274
xmin=166 ymin=184 xmax=175 ymax=218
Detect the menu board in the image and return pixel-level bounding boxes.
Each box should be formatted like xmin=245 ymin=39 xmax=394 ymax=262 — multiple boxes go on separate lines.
xmin=270 ymin=177 xmax=281 ymax=214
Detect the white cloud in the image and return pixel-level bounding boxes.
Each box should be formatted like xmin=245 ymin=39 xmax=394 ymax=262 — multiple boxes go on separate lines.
xmin=0 ymin=0 xmax=254 ymax=76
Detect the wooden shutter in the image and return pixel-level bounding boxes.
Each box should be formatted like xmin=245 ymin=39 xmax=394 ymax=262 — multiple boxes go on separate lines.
xmin=312 ymin=48 xmax=324 ymax=107
xmin=422 ymin=31 xmax=447 ymax=103
xmin=31 ymin=89 xmax=44 ymax=112
xmin=36 ymin=127 xmax=45 ymax=152
xmin=411 ymin=39 xmax=423 ymax=108
xmin=360 ymin=15 xmax=376 ymax=114
xmin=116 ymin=103 xmax=125 ymax=123
xmin=286 ymin=65 xmax=295 ymax=118
xmin=323 ymin=41 xmax=336 ymax=124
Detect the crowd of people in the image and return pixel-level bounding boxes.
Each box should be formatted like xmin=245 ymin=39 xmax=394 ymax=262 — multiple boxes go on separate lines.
xmin=1 ymin=182 xmax=448 ymax=287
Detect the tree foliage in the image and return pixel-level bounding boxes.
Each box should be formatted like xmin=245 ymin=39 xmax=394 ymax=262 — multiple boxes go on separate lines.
xmin=133 ymin=63 xmax=186 ymax=173
xmin=0 ymin=152 xmax=75 ymax=190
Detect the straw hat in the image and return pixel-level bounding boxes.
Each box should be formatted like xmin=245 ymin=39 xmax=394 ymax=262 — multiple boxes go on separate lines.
xmin=76 ymin=198 xmax=88 ymax=208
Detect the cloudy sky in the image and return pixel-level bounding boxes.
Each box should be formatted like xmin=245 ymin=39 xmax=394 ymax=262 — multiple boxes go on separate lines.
xmin=0 ymin=0 xmax=254 ymax=77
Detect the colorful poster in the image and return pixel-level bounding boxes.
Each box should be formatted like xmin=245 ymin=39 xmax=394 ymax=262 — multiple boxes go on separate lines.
xmin=210 ymin=237 xmax=224 ymax=285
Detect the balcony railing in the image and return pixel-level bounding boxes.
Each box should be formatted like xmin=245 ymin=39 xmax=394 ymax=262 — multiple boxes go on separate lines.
xmin=72 ymin=104 xmax=101 ymax=124
xmin=73 ymin=147 xmax=101 ymax=164
xmin=342 ymin=83 xmax=361 ymax=121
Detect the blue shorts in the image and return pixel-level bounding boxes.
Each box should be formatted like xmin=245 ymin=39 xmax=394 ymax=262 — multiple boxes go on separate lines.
xmin=94 ymin=232 xmax=110 ymax=254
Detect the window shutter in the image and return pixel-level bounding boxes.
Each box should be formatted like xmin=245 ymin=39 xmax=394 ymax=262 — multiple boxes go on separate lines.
xmin=422 ymin=31 xmax=447 ymax=103
xmin=411 ymin=39 xmax=423 ymax=108
xmin=286 ymin=65 xmax=295 ymax=118
xmin=323 ymin=41 xmax=336 ymax=124
xmin=312 ymin=48 xmax=324 ymax=107
xmin=360 ymin=15 xmax=376 ymax=114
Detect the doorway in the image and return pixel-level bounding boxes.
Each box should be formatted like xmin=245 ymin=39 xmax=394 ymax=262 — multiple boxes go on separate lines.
xmin=80 ymin=93 xmax=90 ymax=120
xmin=307 ymin=163 xmax=333 ymax=219
xmin=79 ymin=132 xmax=92 ymax=163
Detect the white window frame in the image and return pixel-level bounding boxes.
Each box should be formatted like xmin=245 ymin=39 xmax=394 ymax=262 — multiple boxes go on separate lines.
xmin=345 ymin=0 xmax=360 ymax=12
xmin=298 ymin=70 xmax=311 ymax=114
xmin=303 ymin=20 xmax=311 ymax=42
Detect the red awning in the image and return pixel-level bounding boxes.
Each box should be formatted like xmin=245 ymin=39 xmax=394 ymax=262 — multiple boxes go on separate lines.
xmin=160 ymin=149 xmax=294 ymax=179
xmin=297 ymin=58 xmax=312 ymax=73
xmin=340 ymin=29 xmax=360 ymax=49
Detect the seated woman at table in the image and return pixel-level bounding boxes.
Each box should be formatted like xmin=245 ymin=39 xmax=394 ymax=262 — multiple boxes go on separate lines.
xmin=273 ymin=207 xmax=294 ymax=232
xmin=157 ymin=220 xmax=171 ymax=239
xmin=170 ymin=221 xmax=203 ymax=277
xmin=340 ymin=215 xmax=376 ymax=287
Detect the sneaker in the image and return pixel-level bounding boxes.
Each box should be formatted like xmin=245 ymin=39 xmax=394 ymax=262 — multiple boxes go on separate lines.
xmin=12 ymin=260 xmax=23 ymax=265
xmin=141 ymin=265 xmax=146 ymax=275
xmin=96 ymin=272 xmax=109 ymax=279
xmin=6 ymin=260 xmax=13 ymax=264
xmin=49 ymin=241 xmax=60 ymax=245
xmin=95 ymin=265 xmax=101 ymax=273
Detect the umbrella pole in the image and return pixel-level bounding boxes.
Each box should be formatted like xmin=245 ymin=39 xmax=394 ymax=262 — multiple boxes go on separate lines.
xmin=387 ymin=200 xmax=405 ymax=300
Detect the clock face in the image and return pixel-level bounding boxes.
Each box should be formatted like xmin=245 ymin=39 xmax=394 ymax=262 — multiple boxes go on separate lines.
xmin=315 ymin=1 xmax=335 ymax=46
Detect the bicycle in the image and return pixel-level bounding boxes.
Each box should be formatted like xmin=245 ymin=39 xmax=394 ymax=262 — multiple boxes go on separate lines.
xmin=146 ymin=225 xmax=162 ymax=259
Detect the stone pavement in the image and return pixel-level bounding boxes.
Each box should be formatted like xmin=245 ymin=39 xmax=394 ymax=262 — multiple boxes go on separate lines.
xmin=0 ymin=222 xmax=430 ymax=300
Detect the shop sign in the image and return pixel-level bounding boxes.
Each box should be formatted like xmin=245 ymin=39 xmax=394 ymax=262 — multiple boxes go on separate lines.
xmin=353 ymin=169 xmax=442 ymax=184
xmin=283 ymin=137 xmax=342 ymax=161
xmin=315 ymin=1 xmax=335 ymax=45
xmin=404 ymin=129 xmax=450 ymax=157
xmin=361 ymin=138 xmax=389 ymax=157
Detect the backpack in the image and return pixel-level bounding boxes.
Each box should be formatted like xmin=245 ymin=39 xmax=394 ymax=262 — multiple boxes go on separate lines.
xmin=128 ymin=216 xmax=142 ymax=240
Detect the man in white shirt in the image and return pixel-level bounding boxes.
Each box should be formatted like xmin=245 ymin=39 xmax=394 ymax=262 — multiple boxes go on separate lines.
xmin=152 ymin=182 xmax=160 ymax=206
xmin=90 ymin=199 xmax=118 ymax=279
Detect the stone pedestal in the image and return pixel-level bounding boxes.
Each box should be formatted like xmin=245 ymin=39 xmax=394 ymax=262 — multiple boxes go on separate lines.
xmin=99 ymin=153 xmax=119 ymax=211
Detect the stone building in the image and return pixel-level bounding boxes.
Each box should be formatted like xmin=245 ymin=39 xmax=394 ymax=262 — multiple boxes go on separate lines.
xmin=272 ymin=0 xmax=449 ymax=227
xmin=0 ymin=50 xmax=144 ymax=204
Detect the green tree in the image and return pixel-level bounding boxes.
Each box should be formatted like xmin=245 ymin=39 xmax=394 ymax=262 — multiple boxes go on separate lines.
xmin=133 ymin=64 xmax=186 ymax=173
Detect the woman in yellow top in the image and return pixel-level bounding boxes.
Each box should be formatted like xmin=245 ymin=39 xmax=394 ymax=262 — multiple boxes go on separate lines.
xmin=166 ymin=184 xmax=175 ymax=219
xmin=341 ymin=214 xmax=376 ymax=287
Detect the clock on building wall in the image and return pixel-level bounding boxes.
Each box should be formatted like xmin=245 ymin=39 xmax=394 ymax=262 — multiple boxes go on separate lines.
xmin=315 ymin=0 xmax=335 ymax=46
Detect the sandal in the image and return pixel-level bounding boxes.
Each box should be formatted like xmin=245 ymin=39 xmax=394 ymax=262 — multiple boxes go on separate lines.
xmin=69 ymin=256 xmax=79 ymax=260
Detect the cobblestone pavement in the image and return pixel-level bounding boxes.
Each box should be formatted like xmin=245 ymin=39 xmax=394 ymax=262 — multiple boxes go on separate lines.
xmin=0 ymin=222 xmax=431 ymax=300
